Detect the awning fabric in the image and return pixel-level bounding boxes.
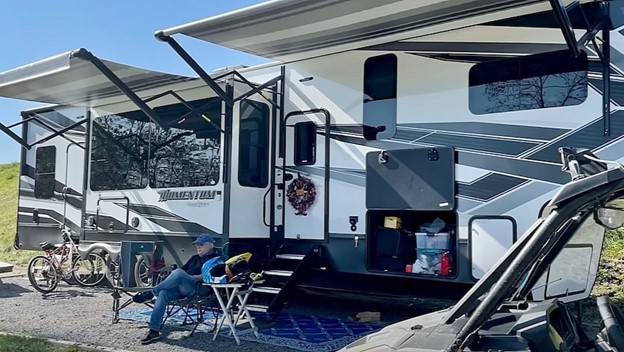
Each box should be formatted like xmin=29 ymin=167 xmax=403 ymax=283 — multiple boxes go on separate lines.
xmin=159 ymin=0 xmax=550 ymax=61
xmin=0 ymin=48 xmax=198 ymax=107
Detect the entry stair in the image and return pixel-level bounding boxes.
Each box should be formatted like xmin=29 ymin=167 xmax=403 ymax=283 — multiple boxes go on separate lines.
xmin=247 ymin=245 xmax=321 ymax=315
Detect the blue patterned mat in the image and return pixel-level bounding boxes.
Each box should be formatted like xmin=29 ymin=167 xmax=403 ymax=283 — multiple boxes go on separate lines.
xmin=120 ymin=307 xmax=381 ymax=351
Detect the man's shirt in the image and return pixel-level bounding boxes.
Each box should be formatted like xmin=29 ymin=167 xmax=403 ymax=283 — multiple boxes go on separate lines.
xmin=181 ymin=252 xmax=218 ymax=276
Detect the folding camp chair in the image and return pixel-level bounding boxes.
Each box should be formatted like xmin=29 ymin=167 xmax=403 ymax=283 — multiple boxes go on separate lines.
xmin=162 ymin=282 xmax=220 ymax=336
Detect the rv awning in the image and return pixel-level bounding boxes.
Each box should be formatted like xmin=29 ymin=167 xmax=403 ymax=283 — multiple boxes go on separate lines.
xmin=0 ymin=48 xmax=198 ymax=107
xmin=159 ymin=0 xmax=552 ymax=61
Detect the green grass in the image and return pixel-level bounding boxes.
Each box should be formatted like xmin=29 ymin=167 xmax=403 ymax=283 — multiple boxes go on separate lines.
xmin=0 ymin=335 xmax=83 ymax=352
xmin=0 ymin=163 xmax=37 ymax=265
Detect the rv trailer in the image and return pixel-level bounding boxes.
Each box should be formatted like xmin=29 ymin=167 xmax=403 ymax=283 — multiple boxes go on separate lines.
xmin=0 ymin=0 xmax=622 ymax=312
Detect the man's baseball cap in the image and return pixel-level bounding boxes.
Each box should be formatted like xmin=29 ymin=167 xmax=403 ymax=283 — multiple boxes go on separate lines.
xmin=193 ymin=234 xmax=216 ymax=245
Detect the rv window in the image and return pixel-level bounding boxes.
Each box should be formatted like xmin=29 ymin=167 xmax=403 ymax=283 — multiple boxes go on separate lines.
xmin=294 ymin=121 xmax=316 ymax=165
xmin=90 ymin=114 xmax=150 ymax=191
xmin=148 ymin=98 xmax=222 ymax=188
xmin=363 ymin=54 xmax=397 ymax=140
xmin=90 ymin=97 xmax=223 ymax=191
xmin=469 ymin=50 xmax=588 ymax=115
xmin=238 ymin=100 xmax=270 ymax=188
xmin=34 ymin=146 xmax=56 ymax=199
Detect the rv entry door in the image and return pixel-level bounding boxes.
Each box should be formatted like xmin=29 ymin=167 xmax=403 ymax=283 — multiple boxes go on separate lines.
xmin=228 ymin=99 xmax=273 ymax=239
xmin=280 ymin=109 xmax=330 ymax=240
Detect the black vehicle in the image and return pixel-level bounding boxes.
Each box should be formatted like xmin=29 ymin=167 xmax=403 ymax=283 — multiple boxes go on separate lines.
xmin=341 ymin=148 xmax=624 ymax=351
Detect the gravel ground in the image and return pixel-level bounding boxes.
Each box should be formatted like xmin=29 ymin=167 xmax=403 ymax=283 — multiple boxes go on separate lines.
xmin=0 ymin=271 xmax=434 ymax=352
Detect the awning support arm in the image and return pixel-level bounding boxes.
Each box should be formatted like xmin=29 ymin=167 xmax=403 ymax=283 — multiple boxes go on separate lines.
xmin=155 ymin=32 xmax=233 ymax=107
xmin=156 ymin=32 xmax=284 ymax=110
xmin=0 ymin=122 xmax=29 ymax=149
xmin=26 ymin=117 xmax=88 ymax=150
xmin=233 ymin=75 xmax=281 ymax=107
xmin=548 ymin=0 xmax=581 ymax=57
xmin=70 ymin=48 xmax=168 ymax=128
xmin=143 ymin=89 xmax=225 ymax=133
xmin=0 ymin=111 xmax=88 ymax=150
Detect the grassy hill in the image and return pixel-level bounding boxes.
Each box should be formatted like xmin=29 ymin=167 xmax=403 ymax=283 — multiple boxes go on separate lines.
xmin=0 ymin=162 xmax=37 ymax=265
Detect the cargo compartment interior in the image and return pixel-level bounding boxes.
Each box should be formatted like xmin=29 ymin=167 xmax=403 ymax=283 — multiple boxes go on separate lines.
xmin=367 ymin=210 xmax=457 ymax=276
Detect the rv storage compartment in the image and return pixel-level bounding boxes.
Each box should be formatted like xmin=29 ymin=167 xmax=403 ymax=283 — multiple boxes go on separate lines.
xmin=367 ymin=210 xmax=456 ymax=276
xmin=366 ymin=147 xmax=455 ymax=210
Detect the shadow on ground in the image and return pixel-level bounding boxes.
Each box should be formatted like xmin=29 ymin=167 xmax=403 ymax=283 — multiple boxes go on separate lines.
xmin=0 ymin=281 xmax=30 ymax=298
xmin=41 ymin=289 xmax=96 ymax=300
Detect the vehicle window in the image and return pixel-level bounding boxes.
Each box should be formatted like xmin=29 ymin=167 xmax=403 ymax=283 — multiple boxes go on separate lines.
xmin=294 ymin=121 xmax=316 ymax=166
xmin=238 ymin=100 xmax=270 ymax=188
xmin=90 ymin=113 xmax=150 ymax=191
xmin=35 ymin=146 xmax=56 ymax=198
xmin=363 ymin=54 xmax=397 ymax=140
xmin=90 ymin=97 xmax=222 ymax=191
xmin=469 ymin=50 xmax=588 ymax=115
xmin=148 ymin=98 xmax=222 ymax=188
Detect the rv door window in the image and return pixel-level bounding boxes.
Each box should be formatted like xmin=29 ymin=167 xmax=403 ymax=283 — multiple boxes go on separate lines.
xmin=363 ymin=54 xmax=397 ymax=140
xmin=469 ymin=50 xmax=588 ymax=115
xmin=238 ymin=100 xmax=270 ymax=188
xmin=294 ymin=121 xmax=316 ymax=166
xmin=34 ymin=146 xmax=56 ymax=199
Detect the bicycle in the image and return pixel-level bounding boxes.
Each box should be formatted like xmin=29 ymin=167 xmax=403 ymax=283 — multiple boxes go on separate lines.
xmin=27 ymin=226 xmax=107 ymax=293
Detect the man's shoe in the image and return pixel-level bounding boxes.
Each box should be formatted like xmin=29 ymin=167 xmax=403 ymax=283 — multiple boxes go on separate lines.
xmin=132 ymin=290 xmax=154 ymax=303
xmin=140 ymin=329 xmax=160 ymax=344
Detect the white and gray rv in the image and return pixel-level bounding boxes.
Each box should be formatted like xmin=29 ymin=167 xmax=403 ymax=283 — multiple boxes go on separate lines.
xmin=0 ymin=0 xmax=621 ymax=312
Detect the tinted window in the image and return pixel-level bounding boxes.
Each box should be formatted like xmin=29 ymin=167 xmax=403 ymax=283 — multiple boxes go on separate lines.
xmin=90 ymin=98 xmax=222 ymax=191
xmin=90 ymin=114 xmax=150 ymax=191
xmin=238 ymin=100 xmax=270 ymax=188
xmin=148 ymin=98 xmax=222 ymax=188
xmin=294 ymin=121 xmax=316 ymax=165
xmin=35 ymin=146 xmax=56 ymax=199
xmin=469 ymin=50 xmax=588 ymax=114
xmin=363 ymin=54 xmax=397 ymax=140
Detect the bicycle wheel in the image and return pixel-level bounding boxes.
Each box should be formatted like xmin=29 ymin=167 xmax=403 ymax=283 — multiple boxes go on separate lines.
xmin=72 ymin=252 xmax=107 ymax=287
xmin=27 ymin=255 xmax=59 ymax=293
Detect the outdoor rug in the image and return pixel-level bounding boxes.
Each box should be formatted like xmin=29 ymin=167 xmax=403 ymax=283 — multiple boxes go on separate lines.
xmin=120 ymin=307 xmax=382 ymax=352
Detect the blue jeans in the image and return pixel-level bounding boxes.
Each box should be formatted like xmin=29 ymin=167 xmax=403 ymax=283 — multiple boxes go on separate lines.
xmin=149 ymin=268 xmax=206 ymax=331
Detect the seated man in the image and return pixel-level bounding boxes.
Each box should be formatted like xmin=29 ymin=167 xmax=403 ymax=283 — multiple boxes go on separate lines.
xmin=133 ymin=234 xmax=219 ymax=344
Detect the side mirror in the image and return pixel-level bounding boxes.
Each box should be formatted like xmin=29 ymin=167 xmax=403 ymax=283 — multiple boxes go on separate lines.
xmin=595 ymin=204 xmax=624 ymax=229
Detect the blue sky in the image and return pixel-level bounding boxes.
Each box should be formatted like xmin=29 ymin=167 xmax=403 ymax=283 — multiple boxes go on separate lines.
xmin=0 ymin=0 xmax=268 ymax=163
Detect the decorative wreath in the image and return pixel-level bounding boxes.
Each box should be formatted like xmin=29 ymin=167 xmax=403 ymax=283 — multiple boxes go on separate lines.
xmin=286 ymin=174 xmax=317 ymax=216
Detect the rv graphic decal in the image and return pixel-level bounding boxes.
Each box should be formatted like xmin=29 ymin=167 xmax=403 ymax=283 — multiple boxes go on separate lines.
xmin=157 ymin=189 xmax=222 ymax=202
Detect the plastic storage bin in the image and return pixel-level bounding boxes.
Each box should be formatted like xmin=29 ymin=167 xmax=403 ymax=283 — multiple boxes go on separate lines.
xmin=416 ymin=232 xmax=451 ymax=250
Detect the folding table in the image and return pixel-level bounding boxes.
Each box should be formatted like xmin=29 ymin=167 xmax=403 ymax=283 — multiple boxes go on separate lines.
xmin=206 ymin=282 xmax=259 ymax=345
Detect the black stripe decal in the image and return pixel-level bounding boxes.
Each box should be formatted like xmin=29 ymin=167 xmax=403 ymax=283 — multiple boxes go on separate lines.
xmin=458 ymin=173 xmax=528 ymax=201
xmin=527 ymin=111 xmax=624 ymax=163
xmin=398 ymin=122 xmax=568 ymax=141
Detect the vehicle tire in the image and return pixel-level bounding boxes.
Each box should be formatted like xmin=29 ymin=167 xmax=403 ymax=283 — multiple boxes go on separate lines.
xmin=27 ymin=255 xmax=59 ymax=293
xmin=135 ymin=254 xmax=163 ymax=287
xmin=72 ymin=252 xmax=107 ymax=287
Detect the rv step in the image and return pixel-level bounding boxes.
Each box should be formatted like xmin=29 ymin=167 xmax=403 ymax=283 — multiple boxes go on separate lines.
xmin=253 ymin=286 xmax=281 ymax=294
xmin=275 ymin=254 xmax=305 ymax=260
xmin=0 ymin=261 xmax=13 ymax=274
xmin=246 ymin=304 xmax=269 ymax=312
xmin=264 ymin=270 xmax=293 ymax=277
